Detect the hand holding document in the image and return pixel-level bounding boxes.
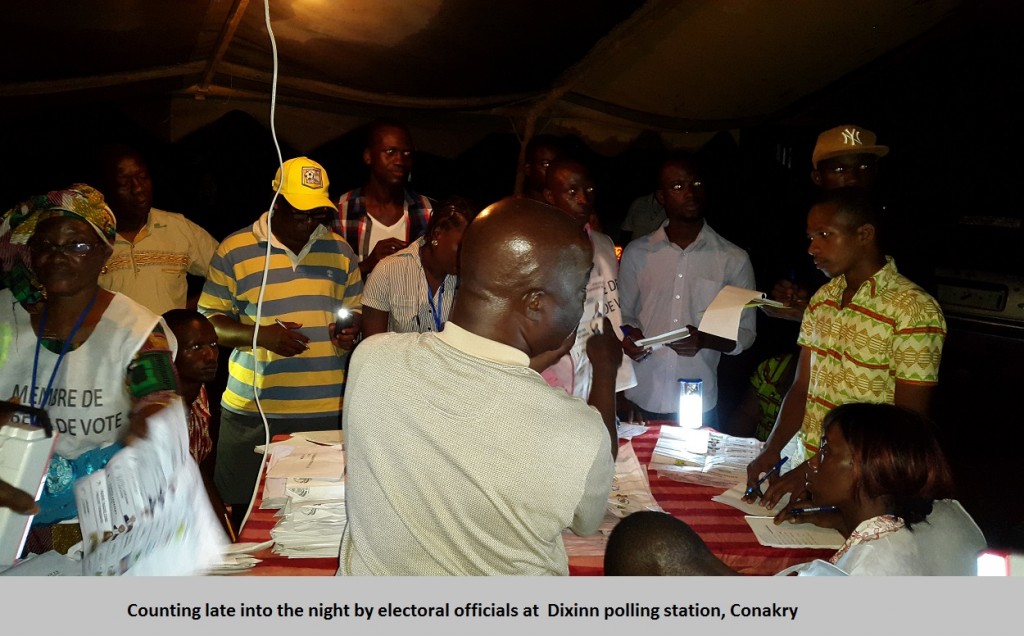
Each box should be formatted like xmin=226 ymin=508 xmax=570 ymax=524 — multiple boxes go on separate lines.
xmin=73 ymin=399 xmax=229 ymax=576
xmin=697 ymin=286 xmax=784 ymax=341
xmin=713 ymin=482 xmax=790 ymax=517
xmin=635 ymin=326 xmax=690 ymax=349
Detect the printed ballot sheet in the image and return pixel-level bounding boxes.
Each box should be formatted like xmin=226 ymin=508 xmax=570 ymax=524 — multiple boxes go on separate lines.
xmin=745 ymin=516 xmax=845 ymax=549
xmin=697 ymin=285 xmax=783 ymax=341
xmin=607 ymin=441 xmax=662 ymax=518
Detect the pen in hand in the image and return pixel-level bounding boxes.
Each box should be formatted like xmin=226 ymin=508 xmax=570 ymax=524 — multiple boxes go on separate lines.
xmin=274 ymin=319 xmax=309 ymax=350
xmin=786 ymin=506 xmax=839 ymax=515
xmin=744 ymin=456 xmax=788 ymax=499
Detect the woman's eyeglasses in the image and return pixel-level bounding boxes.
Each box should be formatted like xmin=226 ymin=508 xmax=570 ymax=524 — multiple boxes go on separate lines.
xmin=29 ymin=241 xmax=102 ymax=256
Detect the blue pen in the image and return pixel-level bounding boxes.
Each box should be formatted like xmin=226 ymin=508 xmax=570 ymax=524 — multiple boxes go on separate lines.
xmin=744 ymin=456 xmax=788 ymax=498
xmin=619 ymin=326 xmax=652 ymax=362
xmin=787 ymin=506 xmax=839 ymax=515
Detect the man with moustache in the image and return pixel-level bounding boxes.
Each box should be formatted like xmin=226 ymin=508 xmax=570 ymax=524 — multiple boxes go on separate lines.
xmin=334 ymin=118 xmax=433 ymax=277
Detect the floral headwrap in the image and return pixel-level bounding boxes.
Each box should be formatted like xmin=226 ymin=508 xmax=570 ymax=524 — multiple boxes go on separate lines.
xmin=0 ymin=184 xmax=117 ymax=306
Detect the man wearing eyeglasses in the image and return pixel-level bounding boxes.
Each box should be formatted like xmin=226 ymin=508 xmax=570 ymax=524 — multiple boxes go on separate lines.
xmin=198 ymin=157 xmax=362 ymax=526
xmin=334 ymin=118 xmax=433 ymax=278
xmin=618 ymin=154 xmax=756 ymax=426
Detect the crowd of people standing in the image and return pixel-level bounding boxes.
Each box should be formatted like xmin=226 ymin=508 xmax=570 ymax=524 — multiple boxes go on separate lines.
xmin=0 ymin=118 xmax=984 ymax=576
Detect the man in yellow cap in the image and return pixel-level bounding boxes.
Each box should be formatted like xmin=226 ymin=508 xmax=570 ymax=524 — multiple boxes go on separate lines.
xmin=198 ymin=157 xmax=362 ymax=527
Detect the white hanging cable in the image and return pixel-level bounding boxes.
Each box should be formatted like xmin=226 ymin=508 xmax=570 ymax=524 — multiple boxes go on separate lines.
xmin=237 ymin=0 xmax=285 ymax=533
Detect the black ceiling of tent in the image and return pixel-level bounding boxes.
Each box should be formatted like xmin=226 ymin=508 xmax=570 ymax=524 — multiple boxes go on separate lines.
xmin=227 ymin=0 xmax=646 ymax=99
xmin=3 ymin=0 xmax=644 ymax=99
xmin=2 ymin=0 xmax=211 ymax=83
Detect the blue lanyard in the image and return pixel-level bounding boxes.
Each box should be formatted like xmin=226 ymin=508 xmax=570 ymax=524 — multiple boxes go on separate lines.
xmin=424 ymin=273 xmax=445 ymax=332
xmin=30 ymin=292 xmax=98 ymax=425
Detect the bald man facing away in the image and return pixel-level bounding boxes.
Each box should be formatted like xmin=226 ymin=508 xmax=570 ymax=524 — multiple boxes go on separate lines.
xmin=604 ymin=511 xmax=737 ymax=576
xmin=339 ymin=197 xmax=618 ymax=576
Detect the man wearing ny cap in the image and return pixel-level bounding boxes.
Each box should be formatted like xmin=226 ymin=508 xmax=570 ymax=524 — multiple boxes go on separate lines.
xmin=199 ymin=157 xmax=362 ymax=526
xmin=768 ymin=124 xmax=890 ymax=321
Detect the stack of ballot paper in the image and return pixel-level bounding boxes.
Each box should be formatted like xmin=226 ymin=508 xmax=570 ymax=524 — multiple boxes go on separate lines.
xmin=651 ymin=426 xmax=764 ymax=489
xmin=72 ymin=399 xmax=228 ymax=576
xmin=260 ymin=435 xmax=347 ymax=558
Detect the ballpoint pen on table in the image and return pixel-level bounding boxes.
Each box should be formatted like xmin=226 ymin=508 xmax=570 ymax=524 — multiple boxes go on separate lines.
xmin=744 ymin=456 xmax=788 ymax=499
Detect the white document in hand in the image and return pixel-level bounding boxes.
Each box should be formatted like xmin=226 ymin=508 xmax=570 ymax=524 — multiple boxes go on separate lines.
xmin=698 ymin=286 xmax=780 ymax=341
xmin=635 ymin=327 xmax=690 ymax=348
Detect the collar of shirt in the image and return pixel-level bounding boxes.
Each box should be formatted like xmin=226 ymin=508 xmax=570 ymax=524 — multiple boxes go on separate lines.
xmin=436 ymin=322 xmax=530 ymax=367
xmin=251 ymin=210 xmax=331 ymax=267
xmin=649 ymin=220 xmax=717 ymax=253
xmin=828 ymin=256 xmax=899 ymax=302
xmin=114 ymin=207 xmax=157 ymax=244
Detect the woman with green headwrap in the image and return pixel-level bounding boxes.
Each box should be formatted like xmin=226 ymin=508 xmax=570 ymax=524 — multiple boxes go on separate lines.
xmin=0 ymin=184 xmax=179 ymax=553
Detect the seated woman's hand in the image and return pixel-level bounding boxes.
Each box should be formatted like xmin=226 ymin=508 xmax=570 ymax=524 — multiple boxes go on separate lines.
xmin=773 ymin=494 xmax=847 ymax=534
xmin=759 ymin=463 xmax=808 ymax=510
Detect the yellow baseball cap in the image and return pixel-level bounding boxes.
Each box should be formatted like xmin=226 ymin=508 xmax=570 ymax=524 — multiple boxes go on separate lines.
xmin=812 ymin=125 xmax=889 ymax=168
xmin=271 ymin=157 xmax=336 ymax=211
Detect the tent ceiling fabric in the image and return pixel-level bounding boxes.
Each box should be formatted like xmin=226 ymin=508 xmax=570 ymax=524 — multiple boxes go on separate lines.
xmin=3 ymin=0 xmax=965 ymax=143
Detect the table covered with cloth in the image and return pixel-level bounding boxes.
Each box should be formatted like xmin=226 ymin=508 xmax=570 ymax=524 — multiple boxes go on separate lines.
xmin=236 ymin=424 xmax=835 ymax=576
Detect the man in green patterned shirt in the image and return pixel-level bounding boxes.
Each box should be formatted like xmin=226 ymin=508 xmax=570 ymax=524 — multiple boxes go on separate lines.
xmin=746 ymin=188 xmax=946 ymax=506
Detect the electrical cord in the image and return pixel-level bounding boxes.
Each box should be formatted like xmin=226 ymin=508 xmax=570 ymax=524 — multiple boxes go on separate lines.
xmin=237 ymin=0 xmax=285 ymax=534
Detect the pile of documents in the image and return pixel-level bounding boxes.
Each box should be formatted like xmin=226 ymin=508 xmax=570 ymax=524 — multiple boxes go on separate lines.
xmin=260 ymin=432 xmax=346 ymax=558
xmin=72 ymin=400 xmax=228 ymax=575
xmin=650 ymin=426 xmax=763 ymax=488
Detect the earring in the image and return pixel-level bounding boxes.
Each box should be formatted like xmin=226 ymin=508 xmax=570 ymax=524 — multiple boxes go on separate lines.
xmin=430 ymin=239 xmax=438 ymax=247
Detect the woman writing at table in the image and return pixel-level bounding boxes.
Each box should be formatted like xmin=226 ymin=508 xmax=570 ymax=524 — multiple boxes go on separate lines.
xmin=359 ymin=196 xmax=473 ymax=337
xmin=776 ymin=403 xmax=986 ymax=576
xmin=0 ymin=185 xmax=179 ymax=553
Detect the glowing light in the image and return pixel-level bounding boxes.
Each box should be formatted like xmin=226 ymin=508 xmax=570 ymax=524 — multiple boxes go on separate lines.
xmin=678 ymin=379 xmax=703 ymax=429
